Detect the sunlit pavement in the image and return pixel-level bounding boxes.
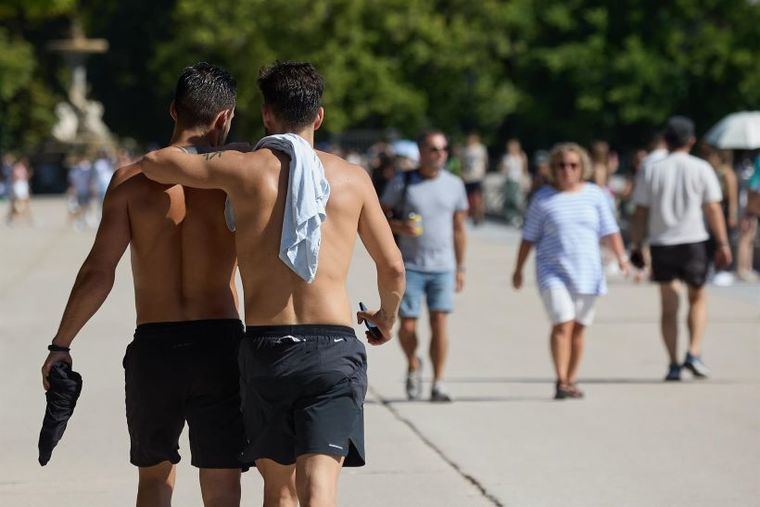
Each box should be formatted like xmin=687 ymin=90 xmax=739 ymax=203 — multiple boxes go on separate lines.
xmin=2 ymin=197 xmax=758 ymax=506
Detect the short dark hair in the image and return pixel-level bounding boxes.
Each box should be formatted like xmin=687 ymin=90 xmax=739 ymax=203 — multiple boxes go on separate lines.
xmin=257 ymin=61 xmax=324 ymax=130
xmin=174 ymin=62 xmax=236 ymax=127
xmin=664 ymin=116 xmax=695 ymax=149
xmin=416 ymin=129 xmax=447 ymax=149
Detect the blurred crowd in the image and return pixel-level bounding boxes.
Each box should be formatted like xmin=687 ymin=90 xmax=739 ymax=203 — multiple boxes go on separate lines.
xmin=2 ymin=147 xmax=136 ymax=229
xmin=356 ymin=133 xmax=760 ymax=284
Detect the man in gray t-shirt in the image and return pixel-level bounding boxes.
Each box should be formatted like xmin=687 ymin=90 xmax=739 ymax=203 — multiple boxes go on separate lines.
xmin=630 ymin=116 xmax=731 ymax=381
xmin=381 ymin=130 xmax=468 ymax=402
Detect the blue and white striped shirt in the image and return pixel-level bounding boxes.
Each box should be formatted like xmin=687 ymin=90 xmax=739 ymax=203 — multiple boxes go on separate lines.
xmin=522 ymin=184 xmax=619 ymax=295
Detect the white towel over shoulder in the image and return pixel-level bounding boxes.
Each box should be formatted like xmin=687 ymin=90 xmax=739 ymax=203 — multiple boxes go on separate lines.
xmin=255 ymin=133 xmax=330 ymax=283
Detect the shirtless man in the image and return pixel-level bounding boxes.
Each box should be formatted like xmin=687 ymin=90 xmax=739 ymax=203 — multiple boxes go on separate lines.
xmin=142 ymin=61 xmax=405 ymax=507
xmin=41 ymin=63 xmax=245 ymax=507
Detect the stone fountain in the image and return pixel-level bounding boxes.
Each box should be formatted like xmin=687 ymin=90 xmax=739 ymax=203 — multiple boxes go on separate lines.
xmin=47 ymin=18 xmax=112 ymax=149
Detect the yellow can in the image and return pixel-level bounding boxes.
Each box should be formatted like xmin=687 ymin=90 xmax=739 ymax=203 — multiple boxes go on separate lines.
xmin=408 ymin=212 xmax=423 ymax=236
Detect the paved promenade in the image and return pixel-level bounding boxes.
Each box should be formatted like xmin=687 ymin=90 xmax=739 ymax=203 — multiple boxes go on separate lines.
xmin=1 ymin=197 xmax=758 ymax=506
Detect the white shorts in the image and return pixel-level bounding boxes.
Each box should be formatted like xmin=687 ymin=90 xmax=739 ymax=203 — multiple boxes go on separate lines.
xmin=540 ymin=287 xmax=597 ymax=326
xmin=12 ymin=181 xmax=29 ymax=199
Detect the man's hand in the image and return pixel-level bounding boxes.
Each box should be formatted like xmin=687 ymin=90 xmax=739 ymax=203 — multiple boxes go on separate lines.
xmin=714 ymin=244 xmax=732 ymax=269
xmin=42 ymin=350 xmax=72 ymax=391
xmin=390 ymin=219 xmax=417 ymax=237
xmin=629 ymin=248 xmax=646 ymax=270
xmin=455 ymin=271 xmax=465 ymax=292
xmin=512 ymin=270 xmax=523 ymax=290
xmin=357 ymin=307 xmax=395 ymax=346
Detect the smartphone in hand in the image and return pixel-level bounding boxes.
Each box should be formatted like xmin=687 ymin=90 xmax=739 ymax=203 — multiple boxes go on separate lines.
xmin=359 ymin=302 xmax=384 ymax=341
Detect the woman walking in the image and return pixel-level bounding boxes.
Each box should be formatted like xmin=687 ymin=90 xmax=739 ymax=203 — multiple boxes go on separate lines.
xmin=512 ymin=143 xmax=629 ymax=399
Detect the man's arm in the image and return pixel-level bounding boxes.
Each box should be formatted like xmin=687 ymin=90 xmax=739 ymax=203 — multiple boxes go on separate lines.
xmin=629 ymin=205 xmax=649 ymax=249
xmin=141 ymin=146 xmax=246 ymax=189
xmin=704 ymin=201 xmax=732 ymax=268
xmin=357 ymin=170 xmax=406 ymax=345
xmin=453 ymin=210 xmax=467 ymax=292
xmin=41 ymin=173 xmax=131 ymax=389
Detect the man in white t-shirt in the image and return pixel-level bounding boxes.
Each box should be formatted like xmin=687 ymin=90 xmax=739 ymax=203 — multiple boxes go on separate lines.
xmin=630 ymin=116 xmax=731 ymax=381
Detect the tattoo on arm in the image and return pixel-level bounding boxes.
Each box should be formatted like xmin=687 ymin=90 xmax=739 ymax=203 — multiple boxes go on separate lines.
xmin=204 ymin=151 xmax=223 ymax=160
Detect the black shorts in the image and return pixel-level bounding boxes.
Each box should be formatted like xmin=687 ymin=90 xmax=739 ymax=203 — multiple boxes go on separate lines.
xmin=464 ymin=181 xmax=482 ymax=195
xmin=239 ymin=325 xmax=368 ymax=468
xmin=123 ymin=319 xmax=245 ymax=469
xmin=650 ymin=241 xmax=709 ymax=287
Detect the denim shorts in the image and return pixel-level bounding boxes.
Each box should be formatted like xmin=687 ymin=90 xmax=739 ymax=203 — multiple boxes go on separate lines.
xmin=399 ymin=269 xmax=455 ymax=318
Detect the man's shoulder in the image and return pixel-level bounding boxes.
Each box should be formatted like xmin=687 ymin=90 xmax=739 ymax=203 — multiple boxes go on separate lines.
xmin=317 ymin=150 xmax=370 ymax=183
xmin=111 ymin=162 xmax=146 ymax=189
xmin=438 ymin=169 xmax=465 ymax=187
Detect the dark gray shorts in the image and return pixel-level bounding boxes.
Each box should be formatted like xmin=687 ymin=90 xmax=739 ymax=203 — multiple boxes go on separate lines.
xmin=240 ymin=325 xmax=368 ymax=467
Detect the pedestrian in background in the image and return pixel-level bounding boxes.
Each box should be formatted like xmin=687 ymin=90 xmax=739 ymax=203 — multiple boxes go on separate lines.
xmin=381 ymin=130 xmax=468 ymax=402
xmin=461 ymin=132 xmax=487 ymax=225
xmin=630 ymin=116 xmax=731 ymax=381
xmin=735 ymin=153 xmax=760 ymax=281
xmin=499 ymin=138 xmax=529 ymax=226
xmin=7 ymin=156 xmax=33 ymax=225
xmin=67 ymin=155 xmax=96 ymax=230
xmin=512 ymin=142 xmax=628 ymax=399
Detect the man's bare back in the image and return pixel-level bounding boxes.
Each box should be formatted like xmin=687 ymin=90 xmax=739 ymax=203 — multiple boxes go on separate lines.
xmin=110 ymin=163 xmax=238 ymax=323
xmin=229 ymin=149 xmax=365 ymax=326
xmin=143 ymin=146 xmax=402 ymax=329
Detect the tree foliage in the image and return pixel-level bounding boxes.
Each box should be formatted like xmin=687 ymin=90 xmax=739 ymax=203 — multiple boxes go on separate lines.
xmin=3 ymin=1 xmax=760 ymax=154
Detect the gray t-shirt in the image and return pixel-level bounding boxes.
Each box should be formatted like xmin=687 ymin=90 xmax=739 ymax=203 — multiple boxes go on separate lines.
xmin=382 ymin=169 xmax=468 ymax=272
xmin=632 ymin=151 xmax=722 ymax=246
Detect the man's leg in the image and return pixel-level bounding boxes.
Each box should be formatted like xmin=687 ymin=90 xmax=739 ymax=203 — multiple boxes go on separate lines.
xmin=429 ymin=311 xmax=449 ymax=383
xmin=398 ymin=317 xmax=420 ymax=371
xmin=686 ymin=285 xmax=707 ymax=356
xmin=295 ymin=453 xmax=344 ymax=507
xmin=659 ymin=281 xmax=680 ymax=364
xmin=566 ymin=322 xmax=586 ymax=385
xmin=198 ymin=469 xmax=241 ymax=507
xmin=137 ymin=462 xmax=176 ymax=507
xmin=256 ymin=459 xmax=298 ymax=507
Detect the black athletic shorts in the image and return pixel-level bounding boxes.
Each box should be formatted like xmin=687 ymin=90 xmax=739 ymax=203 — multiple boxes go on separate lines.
xmin=123 ymin=319 xmax=245 ymax=469
xmin=650 ymin=241 xmax=710 ymax=287
xmin=464 ymin=181 xmax=482 ymax=194
xmin=239 ymin=325 xmax=368 ymax=468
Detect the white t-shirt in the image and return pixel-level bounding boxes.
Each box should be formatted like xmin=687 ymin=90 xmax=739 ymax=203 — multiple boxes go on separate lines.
xmin=632 ymin=151 xmax=722 ymax=246
xmin=461 ymin=144 xmax=488 ymax=183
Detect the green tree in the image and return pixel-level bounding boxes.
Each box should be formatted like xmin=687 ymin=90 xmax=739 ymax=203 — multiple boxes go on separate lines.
xmin=0 ymin=0 xmax=75 ymax=152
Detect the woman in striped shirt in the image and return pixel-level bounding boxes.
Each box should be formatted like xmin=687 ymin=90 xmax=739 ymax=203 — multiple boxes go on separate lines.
xmin=512 ymin=143 xmax=629 ymax=400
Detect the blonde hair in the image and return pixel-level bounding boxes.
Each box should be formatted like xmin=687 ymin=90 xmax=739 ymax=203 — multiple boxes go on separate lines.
xmin=547 ymin=142 xmax=593 ymax=185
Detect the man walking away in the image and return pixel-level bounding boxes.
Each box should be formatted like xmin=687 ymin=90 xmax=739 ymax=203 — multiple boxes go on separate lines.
xmin=42 ymin=63 xmax=245 ymax=507
xmin=630 ymin=116 xmax=731 ymax=381
xmin=142 ymin=61 xmax=405 ymax=507
xmin=382 ymin=130 xmax=468 ymax=402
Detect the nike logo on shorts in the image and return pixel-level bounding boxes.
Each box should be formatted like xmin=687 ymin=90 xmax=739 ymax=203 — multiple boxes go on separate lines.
xmin=328 ymin=443 xmax=344 ymax=450
xmin=333 ymin=338 xmax=345 ymax=342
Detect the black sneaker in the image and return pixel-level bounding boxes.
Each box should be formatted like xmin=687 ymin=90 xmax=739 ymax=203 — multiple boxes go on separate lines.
xmin=683 ymin=353 xmax=710 ymax=378
xmin=665 ymin=363 xmax=681 ymax=381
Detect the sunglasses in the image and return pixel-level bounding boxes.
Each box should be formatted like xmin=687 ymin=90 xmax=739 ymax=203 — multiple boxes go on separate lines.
xmin=556 ymin=162 xmax=579 ymax=169
xmin=428 ymin=146 xmax=449 ymax=153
